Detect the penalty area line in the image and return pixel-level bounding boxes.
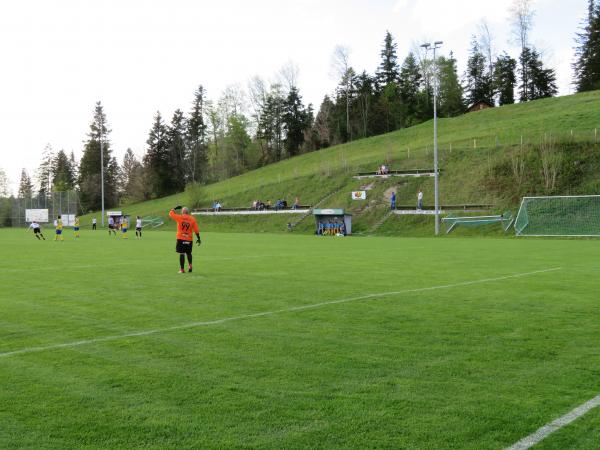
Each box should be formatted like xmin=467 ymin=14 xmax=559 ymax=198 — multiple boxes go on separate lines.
xmin=505 ymin=395 xmax=600 ymax=450
xmin=0 ymin=267 xmax=561 ymax=359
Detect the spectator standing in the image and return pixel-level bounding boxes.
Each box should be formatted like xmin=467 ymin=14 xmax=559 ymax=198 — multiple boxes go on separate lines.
xmin=92 ymin=217 xmax=97 ymax=230
xmin=390 ymin=191 xmax=396 ymax=210
xmin=417 ymin=190 xmax=424 ymax=210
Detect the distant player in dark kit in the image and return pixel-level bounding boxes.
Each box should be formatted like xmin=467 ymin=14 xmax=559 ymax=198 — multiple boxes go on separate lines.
xmin=92 ymin=217 xmax=97 ymax=230
xmin=168 ymin=206 xmax=201 ymax=273
xmin=135 ymin=216 xmax=143 ymax=238
xmin=108 ymin=215 xmax=117 ymax=236
xmin=27 ymin=221 xmax=46 ymax=240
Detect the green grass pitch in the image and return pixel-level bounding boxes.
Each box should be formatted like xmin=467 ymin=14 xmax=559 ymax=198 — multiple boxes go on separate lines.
xmin=1 ymin=227 xmax=600 ymax=449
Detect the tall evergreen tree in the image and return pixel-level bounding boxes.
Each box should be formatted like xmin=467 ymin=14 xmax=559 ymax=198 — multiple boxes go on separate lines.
xmin=399 ymin=53 xmax=423 ymax=126
xmin=122 ymin=148 xmax=149 ymax=202
xmin=574 ymin=0 xmax=600 ymax=92
xmin=52 ymin=149 xmax=75 ymax=191
xmin=36 ymin=144 xmax=54 ymax=198
xmin=168 ymin=109 xmax=187 ymax=193
xmin=375 ymin=31 xmax=400 ymax=87
xmin=465 ymin=38 xmax=494 ymax=105
xmin=18 ymin=169 xmax=33 ymax=199
xmin=494 ymin=53 xmax=518 ymax=105
xmin=437 ymin=54 xmax=465 ymax=117
xmin=354 ymin=71 xmax=374 ymax=138
xmin=257 ymin=85 xmax=285 ymax=163
xmin=282 ymin=86 xmax=309 ymax=157
xmin=519 ymin=47 xmax=558 ymax=101
xmin=78 ymin=102 xmax=118 ymax=211
xmin=186 ymin=86 xmax=208 ymax=184
xmin=143 ymin=111 xmax=172 ymax=197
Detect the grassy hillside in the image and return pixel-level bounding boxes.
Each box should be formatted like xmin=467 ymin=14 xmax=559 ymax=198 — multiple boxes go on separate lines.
xmin=83 ymin=91 xmax=600 ymax=235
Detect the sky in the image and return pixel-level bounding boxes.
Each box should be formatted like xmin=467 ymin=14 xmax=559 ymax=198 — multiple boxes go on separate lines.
xmin=0 ymin=0 xmax=588 ymax=194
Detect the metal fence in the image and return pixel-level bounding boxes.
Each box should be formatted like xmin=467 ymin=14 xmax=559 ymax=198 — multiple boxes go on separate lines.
xmin=9 ymin=191 xmax=82 ymax=227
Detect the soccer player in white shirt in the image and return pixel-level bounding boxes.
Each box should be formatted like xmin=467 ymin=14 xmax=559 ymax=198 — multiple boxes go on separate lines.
xmin=27 ymin=222 xmax=46 ymax=240
xmin=135 ymin=216 xmax=143 ymax=238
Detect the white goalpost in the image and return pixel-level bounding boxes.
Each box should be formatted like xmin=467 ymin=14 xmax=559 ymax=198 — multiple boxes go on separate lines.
xmin=514 ymin=195 xmax=600 ymax=237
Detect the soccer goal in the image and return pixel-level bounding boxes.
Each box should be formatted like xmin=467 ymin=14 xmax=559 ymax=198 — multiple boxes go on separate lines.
xmin=514 ymin=195 xmax=600 ymax=236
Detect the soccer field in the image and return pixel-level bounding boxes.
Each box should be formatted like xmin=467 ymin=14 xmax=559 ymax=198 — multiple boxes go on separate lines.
xmin=1 ymin=228 xmax=599 ymax=449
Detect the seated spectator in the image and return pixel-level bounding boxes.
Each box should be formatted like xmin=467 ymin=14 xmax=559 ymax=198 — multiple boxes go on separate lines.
xmin=292 ymin=196 xmax=300 ymax=210
xmin=381 ymin=164 xmax=389 ymax=175
xmin=252 ymin=200 xmax=257 ymax=210
xmin=266 ymin=200 xmax=271 ymax=209
xmin=215 ymin=201 xmax=222 ymax=212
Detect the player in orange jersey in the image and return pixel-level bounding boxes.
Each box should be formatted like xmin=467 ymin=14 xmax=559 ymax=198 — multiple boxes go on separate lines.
xmin=168 ymin=206 xmax=201 ymax=273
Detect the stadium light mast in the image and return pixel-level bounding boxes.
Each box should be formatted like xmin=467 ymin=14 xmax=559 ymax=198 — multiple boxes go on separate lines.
xmin=100 ymin=115 xmax=105 ymax=227
xmin=421 ymin=41 xmax=443 ymax=235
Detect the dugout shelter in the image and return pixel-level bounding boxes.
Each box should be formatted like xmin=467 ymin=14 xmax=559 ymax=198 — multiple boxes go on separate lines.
xmin=107 ymin=211 xmax=130 ymax=228
xmin=314 ymin=208 xmax=352 ymax=236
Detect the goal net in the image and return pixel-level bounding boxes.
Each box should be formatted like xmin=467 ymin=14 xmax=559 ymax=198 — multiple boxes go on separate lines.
xmin=514 ymin=195 xmax=600 ymax=236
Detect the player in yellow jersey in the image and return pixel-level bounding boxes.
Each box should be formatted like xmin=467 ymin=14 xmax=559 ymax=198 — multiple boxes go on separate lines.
xmin=121 ymin=216 xmax=129 ymax=239
xmin=73 ymin=216 xmax=80 ymax=238
xmin=54 ymin=215 xmax=64 ymax=241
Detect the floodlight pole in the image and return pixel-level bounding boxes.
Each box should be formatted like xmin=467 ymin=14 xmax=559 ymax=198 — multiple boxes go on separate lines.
xmin=100 ymin=118 xmax=105 ymax=227
xmin=421 ymin=41 xmax=443 ymax=235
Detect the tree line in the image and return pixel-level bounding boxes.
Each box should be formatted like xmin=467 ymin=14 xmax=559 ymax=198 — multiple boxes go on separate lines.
xmin=8 ymin=0 xmax=600 ymax=213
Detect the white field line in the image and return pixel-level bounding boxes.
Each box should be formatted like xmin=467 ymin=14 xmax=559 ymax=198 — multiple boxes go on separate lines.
xmin=0 ymin=267 xmax=560 ymax=359
xmin=506 ymin=395 xmax=600 ymax=450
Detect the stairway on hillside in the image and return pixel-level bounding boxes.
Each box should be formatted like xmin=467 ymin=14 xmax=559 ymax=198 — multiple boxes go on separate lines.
xmin=368 ymin=209 xmax=394 ymax=234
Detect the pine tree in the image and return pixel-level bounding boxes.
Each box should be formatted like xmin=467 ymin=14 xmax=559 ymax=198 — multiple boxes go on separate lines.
xmin=399 ymin=53 xmax=423 ymax=126
xmin=78 ymin=102 xmax=118 ymax=211
xmin=494 ymin=53 xmax=518 ymax=105
xmin=52 ymin=149 xmax=75 ymax=191
xmin=168 ymin=109 xmax=187 ymax=193
xmin=354 ymin=71 xmax=374 ymax=138
xmin=122 ymin=148 xmax=149 ymax=202
xmin=143 ymin=111 xmax=172 ymax=197
xmin=187 ymin=86 xmax=208 ymax=184
xmin=257 ymin=85 xmax=286 ymax=163
xmin=574 ymin=0 xmax=600 ymax=92
xmin=282 ymin=86 xmax=309 ymax=157
xmin=375 ymin=31 xmax=400 ymax=87
xmin=18 ymin=169 xmax=33 ymax=199
xmin=437 ymin=54 xmax=465 ymax=117
xmin=529 ymin=48 xmax=558 ymax=99
xmin=465 ymin=38 xmax=494 ymax=106
xmin=36 ymin=144 xmax=54 ymax=198
xmin=519 ymin=48 xmax=557 ymax=101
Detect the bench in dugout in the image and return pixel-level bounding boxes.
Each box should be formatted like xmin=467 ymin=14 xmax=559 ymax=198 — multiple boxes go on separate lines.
xmin=442 ymin=211 xmax=514 ymax=234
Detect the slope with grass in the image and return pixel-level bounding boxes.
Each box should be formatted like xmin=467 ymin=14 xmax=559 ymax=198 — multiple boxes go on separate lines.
xmin=83 ymin=91 xmax=600 ymax=235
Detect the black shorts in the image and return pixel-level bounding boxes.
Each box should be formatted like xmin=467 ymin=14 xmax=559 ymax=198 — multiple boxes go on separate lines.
xmin=136 ymin=227 xmax=142 ymax=232
xmin=176 ymin=239 xmax=193 ymax=254
xmin=108 ymin=224 xmax=115 ymax=229
xmin=33 ymin=228 xmax=41 ymax=234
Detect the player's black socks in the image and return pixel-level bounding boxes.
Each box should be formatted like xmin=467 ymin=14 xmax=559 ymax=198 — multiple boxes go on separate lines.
xmin=187 ymin=254 xmax=192 ymax=265
xmin=35 ymin=235 xmax=40 ymax=240
xmin=179 ymin=254 xmax=185 ymax=270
